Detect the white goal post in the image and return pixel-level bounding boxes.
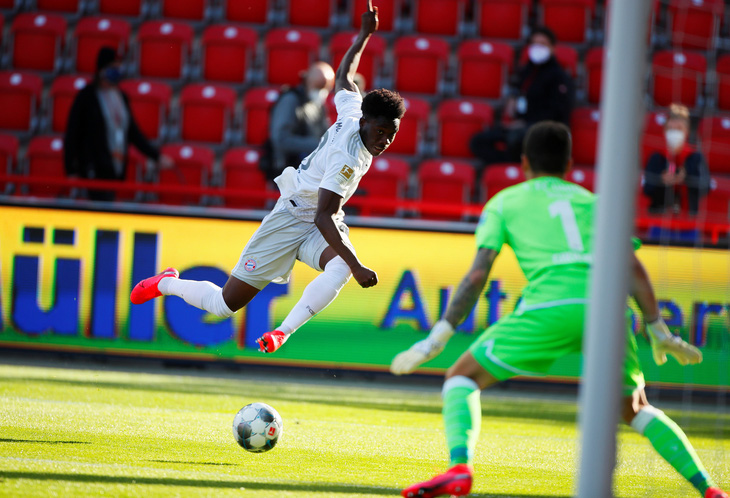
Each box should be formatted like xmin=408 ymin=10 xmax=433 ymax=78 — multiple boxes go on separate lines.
xmin=577 ymin=1 xmax=653 ymax=497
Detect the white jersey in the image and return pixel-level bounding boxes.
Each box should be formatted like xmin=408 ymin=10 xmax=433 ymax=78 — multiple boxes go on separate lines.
xmin=273 ymin=89 xmax=372 ymax=222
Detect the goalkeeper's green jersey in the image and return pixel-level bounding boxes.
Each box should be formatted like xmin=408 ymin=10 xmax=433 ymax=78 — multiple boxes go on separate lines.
xmin=475 ymin=175 xmax=595 ymax=310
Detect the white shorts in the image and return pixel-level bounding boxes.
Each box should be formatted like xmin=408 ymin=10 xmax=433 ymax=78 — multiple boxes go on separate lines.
xmin=231 ymin=199 xmax=355 ymax=289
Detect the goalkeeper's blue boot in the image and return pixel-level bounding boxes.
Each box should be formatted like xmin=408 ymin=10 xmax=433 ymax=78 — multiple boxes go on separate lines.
xmin=402 ymin=464 xmax=472 ymax=498
xmin=706 ymin=488 xmax=729 ymax=498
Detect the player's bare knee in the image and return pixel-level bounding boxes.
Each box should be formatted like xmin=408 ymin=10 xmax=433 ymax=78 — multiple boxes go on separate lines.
xmin=622 ymin=391 xmax=651 ymax=425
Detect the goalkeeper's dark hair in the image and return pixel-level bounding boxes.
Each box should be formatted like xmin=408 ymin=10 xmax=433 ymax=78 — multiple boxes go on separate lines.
xmin=361 ymin=88 xmax=406 ymax=121
xmin=523 ymin=121 xmax=572 ymax=175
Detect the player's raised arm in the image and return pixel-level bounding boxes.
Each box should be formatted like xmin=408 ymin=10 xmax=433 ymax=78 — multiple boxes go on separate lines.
xmin=335 ymin=0 xmax=378 ymax=93
xmin=630 ymin=251 xmax=702 ymax=366
xmin=391 ymin=248 xmax=498 ymax=375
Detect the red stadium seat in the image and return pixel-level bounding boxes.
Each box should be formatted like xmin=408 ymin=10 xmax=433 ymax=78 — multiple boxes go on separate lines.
xmin=567 ymin=166 xmax=595 ymax=191
xmin=699 ymin=116 xmax=730 ymax=175
xmin=201 ymin=25 xmax=257 ymax=84
xmin=0 ymin=71 xmax=43 ymax=132
xmin=157 ymin=143 xmax=214 ymax=205
xmin=707 ymin=175 xmax=730 ymax=221
xmin=570 ymin=107 xmax=601 ymax=166
xmin=715 ymin=54 xmax=730 ymax=112
xmin=641 ymin=110 xmax=670 ymax=165
xmin=330 ymin=32 xmax=386 ymax=91
xmin=392 ymin=36 xmax=450 ymax=95
xmin=137 ymin=21 xmax=194 ymax=80
xmin=651 ymin=50 xmax=706 ymax=108
xmin=221 ymin=147 xmax=270 ymax=209
xmin=161 ymin=0 xmax=208 ymax=20
xmin=457 ymin=40 xmax=513 ymax=99
xmin=98 ymin=0 xmax=146 ymax=17
xmin=10 ymin=13 xmax=66 ymax=72
xmin=585 ymin=47 xmax=603 ymax=105
xmin=417 ymin=159 xmax=475 ymax=220
xmin=119 ymin=79 xmax=172 ymax=140
xmin=264 ymin=28 xmax=321 ymax=86
xmin=474 ymin=0 xmax=530 ymax=40
xmin=481 ymin=163 xmax=524 ymax=200
xmin=37 ymin=0 xmax=81 ymax=13
xmin=243 ymin=86 xmax=280 ymax=146
xmin=437 ymin=99 xmax=494 ymax=158
xmin=179 ymin=84 xmax=237 ymax=144
xmin=666 ymin=0 xmax=723 ymax=51
xmin=0 ymin=133 xmax=19 ymax=194
xmin=385 ymin=95 xmax=430 ymax=155
xmin=223 ymin=0 xmax=270 ymax=23
xmin=49 ymin=75 xmax=90 ymax=133
xmin=518 ymin=43 xmax=578 ymax=78
xmin=287 ymin=0 xmax=335 ymax=27
xmin=355 ymin=156 xmax=411 ymax=217
xmin=25 ymin=136 xmax=68 ymax=198
xmin=539 ymin=0 xmax=596 ymax=44
xmin=74 ymin=17 xmax=131 ymax=74
xmin=350 ymin=0 xmax=400 ymax=31
xmin=411 ymin=0 xmax=467 ymax=36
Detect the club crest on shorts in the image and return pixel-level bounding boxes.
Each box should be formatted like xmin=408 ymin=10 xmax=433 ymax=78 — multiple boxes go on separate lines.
xmin=243 ymin=259 xmax=257 ymax=272
xmin=336 ymin=164 xmax=355 ymax=185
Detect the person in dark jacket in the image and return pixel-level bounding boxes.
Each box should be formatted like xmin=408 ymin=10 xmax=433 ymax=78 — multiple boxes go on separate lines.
xmin=64 ymin=46 xmax=173 ymax=201
xmin=470 ymin=26 xmax=574 ymax=166
xmin=643 ymin=103 xmax=710 ymax=215
xmin=263 ymin=61 xmax=335 ymax=180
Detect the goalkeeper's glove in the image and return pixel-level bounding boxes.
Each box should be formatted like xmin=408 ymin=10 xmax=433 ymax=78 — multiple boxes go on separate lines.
xmin=390 ymin=320 xmax=454 ymax=375
xmin=646 ymin=317 xmax=702 ymax=366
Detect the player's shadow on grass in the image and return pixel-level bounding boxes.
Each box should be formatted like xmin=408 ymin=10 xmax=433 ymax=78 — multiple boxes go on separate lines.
xmin=0 ymin=471 xmax=568 ymax=497
xmin=0 ymin=438 xmax=90 ymax=444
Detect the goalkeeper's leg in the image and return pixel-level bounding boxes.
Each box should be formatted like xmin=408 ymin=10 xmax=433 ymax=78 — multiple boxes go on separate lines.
xmin=402 ymin=352 xmax=497 ymax=498
xmin=624 ymin=390 xmax=725 ymax=497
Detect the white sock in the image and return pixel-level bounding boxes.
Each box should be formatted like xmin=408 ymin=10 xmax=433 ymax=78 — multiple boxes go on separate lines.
xmin=158 ymin=277 xmax=234 ymax=318
xmin=279 ymin=256 xmax=351 ymax=334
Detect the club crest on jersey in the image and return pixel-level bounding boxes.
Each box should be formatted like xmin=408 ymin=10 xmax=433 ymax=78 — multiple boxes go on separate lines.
xmin=243 ymin=259 xmax=257 ymax=272
xmin=336 ymin=164 xmax=355 ymax=185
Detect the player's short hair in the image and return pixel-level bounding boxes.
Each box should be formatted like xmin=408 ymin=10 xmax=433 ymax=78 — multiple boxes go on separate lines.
xmin=523 ymin=121 xmax=572 ymax=175
xmin=529 ymin=26 xmax=557 ymax=46
xmin=361 ymin=88 xmax=406 ymax=121
xmin=668 ymin=103 xmax=690 ymax=124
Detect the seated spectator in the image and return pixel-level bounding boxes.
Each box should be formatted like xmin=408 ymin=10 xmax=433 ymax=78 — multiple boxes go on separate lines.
xmin=643 ymin=104 xmax=710 ymax=215
xmin=262 ymin=61 xmax=335 ymax=180
xmin=64 ymin=47 xmax=173 ymax=201
xmin=469 ymin=26 xmax=574 ymax=166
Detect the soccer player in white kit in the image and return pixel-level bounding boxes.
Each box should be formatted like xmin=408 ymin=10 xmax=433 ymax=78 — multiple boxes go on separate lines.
xmin=130 ymin=1 xmax=406 ymax=354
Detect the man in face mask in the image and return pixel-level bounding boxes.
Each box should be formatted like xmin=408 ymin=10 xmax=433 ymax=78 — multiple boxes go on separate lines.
xmin=64 ymin=46 xmax=173 ymax=201
xmin=470 ymin=26 xmax=574 ymax=167
xmin=264 ymin=61 xmax=335 ymax=180
xmin=643 ymin=103 xmax=710 ymax=215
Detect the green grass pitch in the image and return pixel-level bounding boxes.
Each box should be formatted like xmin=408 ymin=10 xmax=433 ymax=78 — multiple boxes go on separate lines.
xmin=0 ymin=362 xmax=727 ymax=497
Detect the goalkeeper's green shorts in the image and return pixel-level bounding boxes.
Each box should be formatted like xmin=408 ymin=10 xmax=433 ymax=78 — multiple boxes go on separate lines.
xmin=468 ymin=302 xmax=645 ymax=396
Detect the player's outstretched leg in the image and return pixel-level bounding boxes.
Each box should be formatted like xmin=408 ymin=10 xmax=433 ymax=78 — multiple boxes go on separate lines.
xmin=631 ymin=404 xmax=726 ymax=497
xmin=130 ymin=267 xmax=179 ymax=304
xmin=402 ymin=375 xmax=480 ymax=498
xmin=256 ymin=256 xmax=351 ymax=353
xmin=131 ymin=268 xmax=236 ymax=319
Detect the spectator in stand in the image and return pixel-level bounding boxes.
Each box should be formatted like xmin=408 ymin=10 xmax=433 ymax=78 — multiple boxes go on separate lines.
xmin=469 ymin=26 xmax=574 ymax=166
xmin=643 ymin=104 xmax=710 ymax=215
xmin=263 ymin=61 xmax=335 ymax=180
xmin=64 ymin=47 xmax=173 ymax=201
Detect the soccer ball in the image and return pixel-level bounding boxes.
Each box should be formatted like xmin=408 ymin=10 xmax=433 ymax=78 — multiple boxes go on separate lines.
xmin=232 ymin=402 xmax=283 ymax=453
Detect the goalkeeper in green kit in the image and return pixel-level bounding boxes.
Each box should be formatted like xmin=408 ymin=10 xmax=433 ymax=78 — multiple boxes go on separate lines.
xmin=392 ymin=121 xmax=726 ymax=498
